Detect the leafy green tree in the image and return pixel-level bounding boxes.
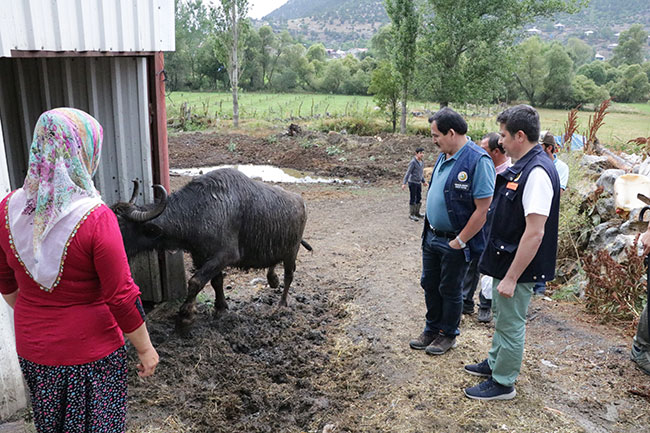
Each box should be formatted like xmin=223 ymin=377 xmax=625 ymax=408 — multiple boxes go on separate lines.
xmin=341 ymin=69 xmax=371 ymax=95
xmin=240 ymin=27 xmax=264 ymax=90
xmin=609 ymin=64 xmax=650 ymax=102
xmin=385 ymin=0 xmax=419 ymax=133
xmin=267 ymin=31 xmax=294 ymax=87
xmin=165 ymin=0 xmax=211 ymax=90
xmin=513 ymin=37 xmax=548 ymax=106
xmin=577 ymin=61 xmax=608 ymax=86
xmin=368 ymin=61 xmax=400 ymax=132
xmin=258 ymin=26 xmax=276 ymax=88
xmin=610 ymin=24 xmax=648 ymax=67
xmin=320 ymin=60 xmax=349 ymax=93
xmin=642 ymin=62 xmax=650 ymax=82
xmin=197 ymin=34 xmax=229 ymax=89
xmin=211 ymin=0 xmax=250 ymax=127
xmin=541 ymin=43 xmax=574 ymax=108
xmin=419 ymin=0 xmax=580 ymax=107
xmin=369 ymin=25 xmax=392 ymax=61
xmin=306 ymin=43 xmax=327 ymax=62
xmin=570 ymin=75 xmax=609 ymax=105
xmin=565 ymin=37 xmax=595 ymax=68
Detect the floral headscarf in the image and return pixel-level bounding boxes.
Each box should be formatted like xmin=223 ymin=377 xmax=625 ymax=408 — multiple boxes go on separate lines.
xmin=7 ymin=108 xmax=104 ymax=291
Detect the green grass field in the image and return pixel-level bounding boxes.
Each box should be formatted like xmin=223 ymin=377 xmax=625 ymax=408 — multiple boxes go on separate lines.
xmin=167 ymin=91 xmax=650 ymax=147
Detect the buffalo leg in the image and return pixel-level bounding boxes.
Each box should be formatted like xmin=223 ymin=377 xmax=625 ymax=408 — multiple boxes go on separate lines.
xmin=177 ymin=253 xmax=234 ymax=331
xmin=279 ymin=259 xmax=296 ymax=307
xmin=267 ymin=265 xmax=280 ymax=288
xmin=211 ymin=272 xmax=228 ymax=316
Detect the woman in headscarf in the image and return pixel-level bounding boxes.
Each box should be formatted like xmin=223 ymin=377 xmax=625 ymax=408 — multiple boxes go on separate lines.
xmin=0 ymin=108 xmax=159 ymax=432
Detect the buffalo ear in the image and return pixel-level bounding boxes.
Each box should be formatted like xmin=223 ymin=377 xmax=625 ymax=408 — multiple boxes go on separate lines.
xmin=143 ymin=223 xmax=163 ymax=239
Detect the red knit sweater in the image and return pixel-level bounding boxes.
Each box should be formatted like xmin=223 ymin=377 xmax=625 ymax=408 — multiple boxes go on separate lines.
xmin=0 ymin=196 xmax=144 ymax=366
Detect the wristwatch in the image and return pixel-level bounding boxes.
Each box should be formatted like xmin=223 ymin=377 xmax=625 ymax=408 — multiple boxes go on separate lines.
xmin=455 ymin=236 xmax=466 ymax=248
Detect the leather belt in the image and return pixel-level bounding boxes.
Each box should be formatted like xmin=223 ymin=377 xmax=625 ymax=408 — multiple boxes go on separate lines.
xmin=428 ymin=224 xmax=457 ymax=239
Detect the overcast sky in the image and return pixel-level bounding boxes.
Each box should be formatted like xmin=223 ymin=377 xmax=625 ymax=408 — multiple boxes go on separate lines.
xmin=248 ymin=0 xmax=289 ymax=19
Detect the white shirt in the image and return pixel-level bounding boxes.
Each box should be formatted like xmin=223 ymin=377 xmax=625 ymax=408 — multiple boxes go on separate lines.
xmin=522 ymin=167 xmax=554 ymax=217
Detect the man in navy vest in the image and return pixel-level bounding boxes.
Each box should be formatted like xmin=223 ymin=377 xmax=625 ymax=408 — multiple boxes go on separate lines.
xmin=464 ymin=105 xmax=560 ymax=400
xmin=409 ymin=108 xmax=495 ymax=355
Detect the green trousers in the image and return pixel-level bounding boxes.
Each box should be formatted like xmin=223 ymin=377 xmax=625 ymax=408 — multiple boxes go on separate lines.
xmin=487 ymin=279 xmax=534 ymax=387
xmin=634 ymin=303 xmax=649 ymax=350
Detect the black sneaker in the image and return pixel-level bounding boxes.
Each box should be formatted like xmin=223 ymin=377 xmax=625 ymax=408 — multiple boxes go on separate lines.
xmin=409 ymin=332 xmax=436 ymax=350
xmin=424 ymin=335 xmax=457 ymax=355
xmin=462 ymin=305 xmax=474 ymax=315
xmin=464 ymin=359 xmax=492 ymax=377
xmin=464 ymin=378 xmax=516 ymax=400
xmin=477 ymin=307 xmax=492 ymax=323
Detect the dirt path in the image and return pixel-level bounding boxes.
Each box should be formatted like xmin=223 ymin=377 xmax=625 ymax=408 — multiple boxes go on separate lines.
xmin=124 ymin=129 xmax=650 ymax=432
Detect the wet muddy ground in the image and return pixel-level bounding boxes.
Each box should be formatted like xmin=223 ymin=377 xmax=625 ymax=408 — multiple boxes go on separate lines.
xmin=123 ymin=128 xmax=650 ymax=432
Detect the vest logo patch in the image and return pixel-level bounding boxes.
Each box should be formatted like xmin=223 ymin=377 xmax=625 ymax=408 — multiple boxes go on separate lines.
xmin=457 ymin=171 xmax=468 ymax=182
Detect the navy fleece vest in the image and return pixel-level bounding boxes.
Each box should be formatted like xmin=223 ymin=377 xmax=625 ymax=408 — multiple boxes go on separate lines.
xmin=478 ymin=144 xmax=561 ymax=283
xmin=422 ymin=140 xmax=490 ymax=259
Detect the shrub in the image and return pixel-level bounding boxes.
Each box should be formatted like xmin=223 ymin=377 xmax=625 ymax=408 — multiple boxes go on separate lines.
xmin=582 ymin=237 xmax=646 ymax=328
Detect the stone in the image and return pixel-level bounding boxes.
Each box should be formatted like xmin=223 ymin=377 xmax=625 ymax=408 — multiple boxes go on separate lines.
xmin=580 ymin=154 xmax=613 ymax=174
xmin=596 ymin=169 xmax=626 ymax=195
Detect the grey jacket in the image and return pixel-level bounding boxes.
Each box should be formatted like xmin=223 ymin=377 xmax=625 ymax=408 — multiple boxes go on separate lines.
xmin=402 ymin=157 xmax=425 ymax=184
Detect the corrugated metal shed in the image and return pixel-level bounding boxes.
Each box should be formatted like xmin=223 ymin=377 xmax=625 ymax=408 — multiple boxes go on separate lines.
xmin=0 ymin=0 xmax=175 ymax=57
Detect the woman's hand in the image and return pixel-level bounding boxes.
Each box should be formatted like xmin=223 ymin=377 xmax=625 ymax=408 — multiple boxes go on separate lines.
xmin=136 ymin=346 xmax=159 ymax=377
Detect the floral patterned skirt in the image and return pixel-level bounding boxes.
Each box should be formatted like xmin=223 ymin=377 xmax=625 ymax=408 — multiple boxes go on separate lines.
xmin=19 ymin=346 xmax=128 ymax=433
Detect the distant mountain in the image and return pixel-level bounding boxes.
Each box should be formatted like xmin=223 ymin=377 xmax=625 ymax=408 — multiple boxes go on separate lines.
xmin=261 ymin=0 xmax=388 ymax=49
xmin=260 ymin=0 xmax=650 ymax=51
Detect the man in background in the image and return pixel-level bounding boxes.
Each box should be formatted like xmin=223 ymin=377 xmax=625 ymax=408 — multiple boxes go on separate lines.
xmin=402 ymin=147 xmax=428 ymax=221
xmin=462 ymin=132 xmax=511 ymax=323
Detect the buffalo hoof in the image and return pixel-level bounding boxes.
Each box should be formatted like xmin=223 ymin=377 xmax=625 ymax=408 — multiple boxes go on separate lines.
xmin=175 ymin=313 xmax=195 ymax=336
xmin=212 ymin=304 xmax=228 ymax=318
xmin=268 ymin=274 xmax=280 ymax=289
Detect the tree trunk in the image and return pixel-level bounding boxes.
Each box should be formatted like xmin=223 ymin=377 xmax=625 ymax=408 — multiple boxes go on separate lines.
xmin=231 ymin=4 xmax=239 ymax=128
xmin=400 ymin=85 xmax=407 ymax=134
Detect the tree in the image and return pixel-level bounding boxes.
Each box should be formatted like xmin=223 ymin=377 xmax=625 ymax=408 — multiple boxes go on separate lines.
xmin=541 ymin=43 xmax=574 ymax=108
xmin=211 ymin=0 xmax=250 ymax=128
xmin=609 ymin=64 xmax=650 ymax=102
xmin=577 ymin=61 xmax=608 ymax=86
xmin=610 ymin=24 xmax=648 ymax=67
xmin=385 ymin=0 xmax=419 ymax=133
xmin=165 ymin=0 xmax=211 ymax=90
xmin=565 ymin=37 xmax=594 ymax=68
xmin=320 ymin=60 xmax=348 ymax=93
xmin=419 ymin=0 xmax=580 ymax=107
xmin=513 ymin=37 xmax=547 ymax=106
xmin=368 ymin=61 xmax=401 ymax=132
xmin=571 ymin=75 xmax=609 ymax=105
xmin=257 ymin=26 xmax=276 ymax=88
xmin=369 ymin=25 xmax=393 ymax=61
xmin=306 ymin=43 xmax=327 ymax=63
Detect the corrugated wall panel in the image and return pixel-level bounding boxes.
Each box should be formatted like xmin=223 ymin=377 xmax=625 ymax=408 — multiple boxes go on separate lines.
xmin=0 ymin=56 xmax=167 ymax=301
xmin=0 ymin=0 xmax=175 ymax=57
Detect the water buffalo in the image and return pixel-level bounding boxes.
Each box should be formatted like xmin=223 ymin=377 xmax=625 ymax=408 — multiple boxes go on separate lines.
xmin=112 ymin=168 xmax=312 ymax=330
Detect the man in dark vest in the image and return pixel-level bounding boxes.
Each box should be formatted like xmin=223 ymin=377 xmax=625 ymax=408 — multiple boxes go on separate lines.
xmin=409 ymin=107 xmax=495 ymax=355
xmin=464 ymin=105 xmax=560 ymax=400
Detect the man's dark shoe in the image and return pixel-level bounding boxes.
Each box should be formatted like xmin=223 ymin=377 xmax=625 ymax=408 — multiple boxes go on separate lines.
xmin=464 ymin=359 xmax=492 ymax=377
xmin=462 ymin=305 xmax=474 ymax=315
xmin=424 ymin=335 xmax=457 ymax=355
xmin=630 ymin=344 xmax=650 ymax=375
xmin=477 ymin=307 xmax=492 ymax=323
xmin=464 ymin=378 xmax=516 ymax=400
xmin=409 ymin=332 xmax=436 ymax=350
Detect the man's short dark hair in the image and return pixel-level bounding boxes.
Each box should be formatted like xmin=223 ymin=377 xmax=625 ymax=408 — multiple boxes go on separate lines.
xmin=428 ymin=107 xmax=468 ymax=135
xmin=482 ymin=132 xmax=504 ymax=154
xmin=496 ymin=104 xmax=540 ymax=143
xmin=415 ymin=147 xmax=424 ymax=153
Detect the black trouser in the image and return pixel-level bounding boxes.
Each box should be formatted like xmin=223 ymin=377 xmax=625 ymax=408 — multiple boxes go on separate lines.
xmin=461 ymin=258 xmax=491 ymax=310
xmin=408 ymin=182 xmax=422 ymax=205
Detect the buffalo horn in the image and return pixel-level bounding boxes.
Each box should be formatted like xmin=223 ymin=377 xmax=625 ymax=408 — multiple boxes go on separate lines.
xmin=125 ymin=184 xmax=168 ymax=222
xmin=129 ymin=180 xmax=140 ymax=204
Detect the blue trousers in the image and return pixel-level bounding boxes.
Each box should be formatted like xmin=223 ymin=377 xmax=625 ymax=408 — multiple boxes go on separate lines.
xmin=420 ymin=228 xmax=469 ymax=336
xmin=408 ymin=182 xmax=422 ymax=205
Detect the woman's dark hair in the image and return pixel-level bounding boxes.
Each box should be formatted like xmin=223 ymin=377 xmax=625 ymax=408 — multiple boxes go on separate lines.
xmin=496 ymin=104 xmax=540 ymax=143
xmin=428 ymin=107 xmax=468 ymax=135
xmin=483 ymin=132 xmax=503 ymax=153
